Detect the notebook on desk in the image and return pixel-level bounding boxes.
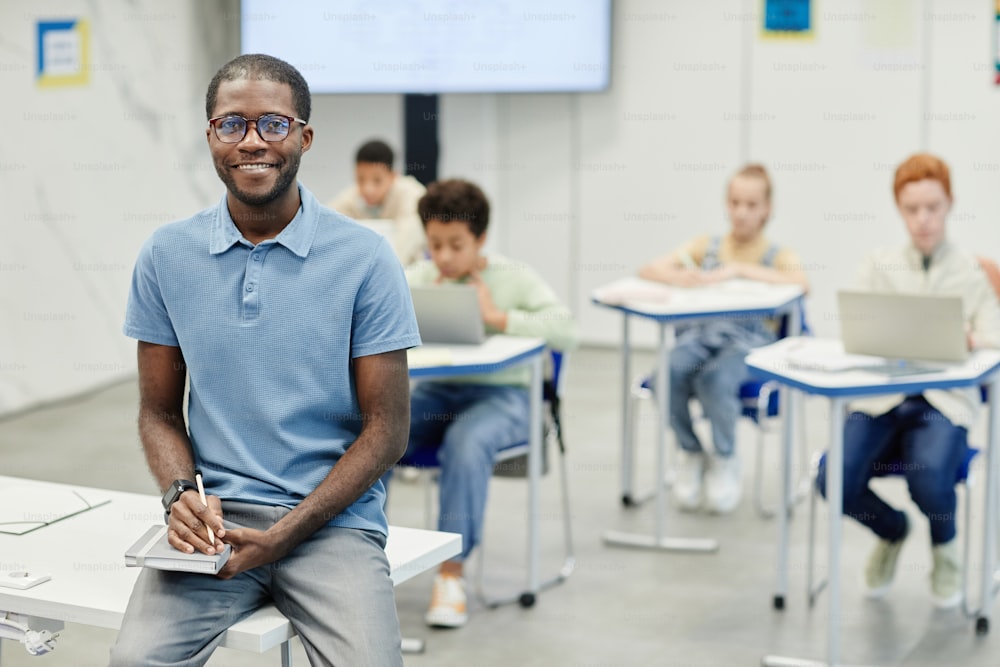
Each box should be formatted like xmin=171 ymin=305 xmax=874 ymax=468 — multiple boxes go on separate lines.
xmin=823 ymin=290 xmax=968 ymax=375
xmin=410 ymin=284 xmax=486 ymax=345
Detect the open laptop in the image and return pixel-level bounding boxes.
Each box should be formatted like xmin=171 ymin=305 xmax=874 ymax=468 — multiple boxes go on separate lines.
xmin=834 ymin=290 xmax=967 ymax=374
xmin=410 ymin=284 xmax=486 ymax=345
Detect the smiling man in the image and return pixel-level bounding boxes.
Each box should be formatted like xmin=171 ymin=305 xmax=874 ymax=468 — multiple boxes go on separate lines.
xmin=112 ymin=54 xmax=420 ymax=666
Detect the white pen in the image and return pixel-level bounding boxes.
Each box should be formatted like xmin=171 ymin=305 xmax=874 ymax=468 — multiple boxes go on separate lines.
xmin=195 ymin=472 xmax=215 ymax=547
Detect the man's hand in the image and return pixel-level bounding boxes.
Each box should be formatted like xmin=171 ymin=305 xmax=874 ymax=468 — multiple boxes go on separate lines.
xmin=166 ymin=490 xmax=225 ymax=556
xmin=217 ymin=527 xmax=286 ymax=579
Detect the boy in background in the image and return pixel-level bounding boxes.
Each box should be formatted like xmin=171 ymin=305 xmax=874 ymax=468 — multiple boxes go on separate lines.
xmin=328 ymin=139 xmax=427 ymax=265
xmin=817 ymin=153 xmax=1000 ymax=608
xmin=400 ymin=178 xmax=578 ymax=627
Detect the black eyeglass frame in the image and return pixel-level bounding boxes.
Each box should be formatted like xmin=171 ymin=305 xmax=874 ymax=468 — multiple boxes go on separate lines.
xmin=207 ymin=113 xmax=307 ymax=143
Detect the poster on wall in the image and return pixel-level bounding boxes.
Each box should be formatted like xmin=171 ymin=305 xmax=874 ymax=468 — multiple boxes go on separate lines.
xmin=761 ymin=0 xmax=814 ymax=40
xmin=995 ymin=1 xmax=1000 ymax=85
xmin=36 ymin=19 xmax=89 ymax=88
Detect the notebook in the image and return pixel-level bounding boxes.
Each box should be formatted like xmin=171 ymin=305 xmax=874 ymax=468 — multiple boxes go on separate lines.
xmin=410 ymin=284 xmax=486 ymax=345
xmin=125 ymin=525 xmax=231 ymax=574
xmin=0 ymin=486 xmax=111 ymax=535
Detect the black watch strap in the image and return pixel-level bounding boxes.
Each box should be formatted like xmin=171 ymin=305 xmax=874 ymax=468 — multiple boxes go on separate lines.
xmin=161 ymin=478 xmax=198 ymax=512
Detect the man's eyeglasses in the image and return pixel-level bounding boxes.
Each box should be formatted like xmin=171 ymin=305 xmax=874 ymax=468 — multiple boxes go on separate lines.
xmin=208 ymin=113 xmax=306 ymax=144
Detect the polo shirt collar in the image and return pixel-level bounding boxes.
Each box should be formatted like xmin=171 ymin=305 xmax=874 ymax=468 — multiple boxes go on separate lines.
xmin=209 ymin=183 xmax=318 ymax=257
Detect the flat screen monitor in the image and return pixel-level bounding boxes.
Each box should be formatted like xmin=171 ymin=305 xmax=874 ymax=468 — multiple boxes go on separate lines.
xmin=240 ymin=0 xmax=612 ymax=93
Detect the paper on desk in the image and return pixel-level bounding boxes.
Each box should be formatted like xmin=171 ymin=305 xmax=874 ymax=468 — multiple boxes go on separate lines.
xmin=0 ymin=486 xmax=111 ymax=535
xmin=783 ymin=345 xmax=888 ymax=372
xmin=407 ymin=347 xmax=454 ymax=368
xmin=591 ymin=277 xmax=672 ymax=306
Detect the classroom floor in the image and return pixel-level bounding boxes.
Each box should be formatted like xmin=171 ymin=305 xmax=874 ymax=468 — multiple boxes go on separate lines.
xmin=2 ymin=345 xmax=999 ymax=666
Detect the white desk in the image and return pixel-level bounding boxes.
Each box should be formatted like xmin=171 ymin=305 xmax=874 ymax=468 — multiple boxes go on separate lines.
xmin=591 ymin=277 xmax=805 ymax=553
xmin=407 ymin=334 xmax=550 ymax=606
xmin=746 ymin=338 xmax=1000 ymax=666
xmin=0 ymin=475 xmax=460 ymax=665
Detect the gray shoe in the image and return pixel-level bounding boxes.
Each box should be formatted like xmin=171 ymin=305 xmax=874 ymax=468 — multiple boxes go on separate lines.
xmin=863 ymin=515 xmax=909 ymax=599
xmin=930 ymin=539 xmax=962 ymax=609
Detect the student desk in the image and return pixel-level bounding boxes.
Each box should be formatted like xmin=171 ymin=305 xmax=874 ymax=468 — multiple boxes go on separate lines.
xmin=407 ymin=334 xmax=548 ymax=605
xmin=0 ymin=475 xmax=461 ymax=665
xmin=590 ymin=277 xmax=804 ymax=553
xmin=746 ymin=337 xmax=1000 ymax=667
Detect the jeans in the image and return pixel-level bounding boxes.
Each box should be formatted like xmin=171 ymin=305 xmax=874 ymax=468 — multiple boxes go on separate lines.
xmin=816 ymin=395 xmax=968 ymax=545
xmin=667 ymin=336 xmax=756 ymax=458
xmin=110 ymin=501 xmax=402 ymax=667
xmin=395 ymin=382 xmax=530 ymax=561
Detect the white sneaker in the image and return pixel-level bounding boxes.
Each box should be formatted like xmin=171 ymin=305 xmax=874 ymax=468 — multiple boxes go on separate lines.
xmin=704 ymin=454 xmax=742 ymax=514
xmin=425 ymin=574 xmax=468 ymax=628
xmin=672 ymin=450 xmax=705 ymax=511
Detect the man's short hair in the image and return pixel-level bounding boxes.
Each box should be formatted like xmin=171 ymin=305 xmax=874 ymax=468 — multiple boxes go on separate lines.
xmin=894 ymin=153 xmax=952 ymax=202
xmin=417 ymin=179 xmax=490 ymax=238
xmin=205 ymin=54 xmax=311 ymax=121
xmin=356 ymin=140 xmax=394 ymax=170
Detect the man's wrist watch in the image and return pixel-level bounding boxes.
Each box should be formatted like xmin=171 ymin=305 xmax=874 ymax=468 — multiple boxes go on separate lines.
xmin=161 ymin=478 xmax=197 ymax=524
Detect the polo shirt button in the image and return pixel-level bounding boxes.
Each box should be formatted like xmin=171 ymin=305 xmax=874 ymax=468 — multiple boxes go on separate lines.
xmin=252 ymin=255 xmax=260 ymax=261
xmin=246 ymin=284 xmax=254 ymax=292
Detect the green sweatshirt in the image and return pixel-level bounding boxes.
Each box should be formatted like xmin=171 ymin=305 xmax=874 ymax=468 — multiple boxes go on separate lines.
xmin=406 ymin=253 xmax=579 ymax=386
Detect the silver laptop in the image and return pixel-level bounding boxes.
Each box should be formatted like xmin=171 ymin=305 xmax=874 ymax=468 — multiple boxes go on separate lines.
xmin=837 ymin=290 xmax=968 ymax=364
xmin=410 ymin=284 xmax=486 ymax=345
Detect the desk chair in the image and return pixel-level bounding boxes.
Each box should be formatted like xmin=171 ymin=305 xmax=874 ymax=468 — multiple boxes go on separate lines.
xmin=396 ymin=349 xmax=574 ymax=609
xmin=621 ymin=305 xmax=811 ymax=518
xmin=806 ymin=445 xmax=984 ymax=616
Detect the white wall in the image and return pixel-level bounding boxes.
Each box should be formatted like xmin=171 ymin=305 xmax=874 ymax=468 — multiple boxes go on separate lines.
xmin=5 ymin=0 xmax=1000 ymax=415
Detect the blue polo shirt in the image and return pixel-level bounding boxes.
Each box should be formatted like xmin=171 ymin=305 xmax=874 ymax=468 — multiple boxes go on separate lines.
xmin=124 ymin=184 xmax=421 ymax=535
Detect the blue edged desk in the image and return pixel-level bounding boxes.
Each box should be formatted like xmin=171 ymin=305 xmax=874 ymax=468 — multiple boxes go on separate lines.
xmin=746 ymin=337 xmax=1000 ymax=667
xmin=591 ymin=277 xmax=805 ymax=553
xmin=0 ymin=476 xmax=460 ymax=666
xmin=407 ymin=334 xmax=547 ymax=606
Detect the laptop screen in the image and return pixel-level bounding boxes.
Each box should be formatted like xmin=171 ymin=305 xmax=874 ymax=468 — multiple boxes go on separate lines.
xmin=410 ymin=285 xmax=486 ymax=345
xmin=836 ymin=290 xmax=967 ymax=362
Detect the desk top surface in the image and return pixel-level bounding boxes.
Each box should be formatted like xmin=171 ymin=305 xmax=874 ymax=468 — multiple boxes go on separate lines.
xmin=407 ymin=334 xmax=545 ymax=378
xmin=590 ymin=277 xmax=804 ymax=321
xmin=746 ymin=337 xmax=1000 ymax=397
xmin=0 ymin=475 xmax=460 ymax=646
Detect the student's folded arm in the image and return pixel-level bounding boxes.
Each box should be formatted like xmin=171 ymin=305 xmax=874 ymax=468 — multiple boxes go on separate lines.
xmin=506 ymin=304 xmax=579 ymax=352
xmin=638 ymin=254 xmax=692 ymax=285
xmin=969 ymin=286 xmax=1000 ymax=350
xmin=735 ymin=249 xmax=809 ymax=291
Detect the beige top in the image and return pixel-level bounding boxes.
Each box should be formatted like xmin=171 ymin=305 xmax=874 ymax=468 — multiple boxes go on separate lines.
xmin=671 ymin=233 xmax=802 ymax=273
xmin=328 ymin=174 xmax=427 ymax=266
xmin=848 ymin=241 xmax=1000 ymax=427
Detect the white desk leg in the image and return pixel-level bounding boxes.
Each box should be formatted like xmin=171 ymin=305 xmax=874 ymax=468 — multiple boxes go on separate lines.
xmin=978 ymin=379 xmax=1000 ymax=634
xmin=604 ymin=322 xmax=718 ymax=553
xmin=620 ymin=313 xmax=637 ymax=506
xmin=825 ymin=398 xmax=846 ymax=665
xmin=773 ymin=384 xmax=795 ymax=611
xmin=763 ymin=398 xmax=850 ymax=667
xmin=525 ymin=352 xmax=544 ymax=605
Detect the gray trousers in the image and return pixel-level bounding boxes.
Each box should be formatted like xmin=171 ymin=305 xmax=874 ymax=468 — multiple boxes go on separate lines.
xmin=109 ymin=501 xmax=402 ymax=667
